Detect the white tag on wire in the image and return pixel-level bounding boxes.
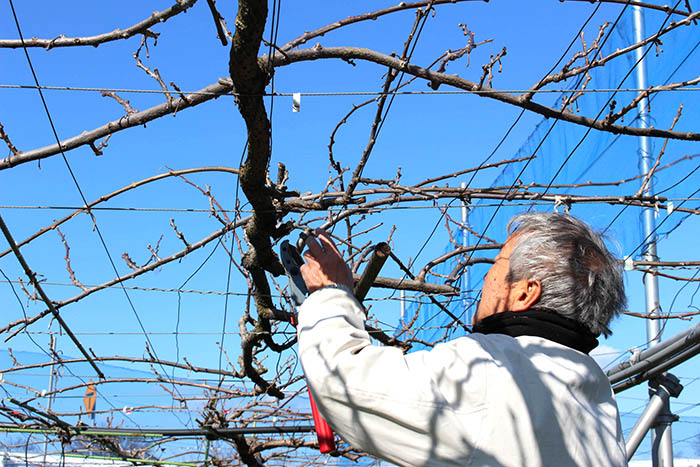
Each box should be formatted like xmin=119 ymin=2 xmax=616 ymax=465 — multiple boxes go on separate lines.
xmin=292 ymin=92 xmax=301 ymax=112
xmin=553 ymin=196 xmax=562 ymax=212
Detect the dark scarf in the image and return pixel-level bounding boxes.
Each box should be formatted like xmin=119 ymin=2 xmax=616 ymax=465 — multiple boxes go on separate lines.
xmin=471 ymin=309 xmax=599 ymax=354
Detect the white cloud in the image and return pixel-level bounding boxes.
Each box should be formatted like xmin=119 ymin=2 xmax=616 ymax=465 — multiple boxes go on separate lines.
xmin=590 ymin=343 xmax=627 ymax=370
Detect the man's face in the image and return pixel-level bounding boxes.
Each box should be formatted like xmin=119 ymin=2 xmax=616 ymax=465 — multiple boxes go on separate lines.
xmin=473 ymin=235 xmax=519 ymax=325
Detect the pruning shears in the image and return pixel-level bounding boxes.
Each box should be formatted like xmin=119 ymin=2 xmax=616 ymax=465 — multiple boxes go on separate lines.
xmin=280 ymin=239 xmax=337 ymax=455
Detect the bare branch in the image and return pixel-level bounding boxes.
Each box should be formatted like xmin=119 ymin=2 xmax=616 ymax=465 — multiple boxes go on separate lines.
xmin=416 ymin=244 xmax=499 ymax=282
xmin=268 ymin=46 xmax=700 ymax=141
xmin=1 ymin=218 xmax=249 ymax=338
xmin=0 ymin=0 xmax=197 ymax=49
xmin=0 ymin=80 xmax=234 ymax=170
xmin=280 ymin=0 xmax=480 ymax=51
xmin=228 ymin=0 xmax=292 ymax=399
xmin=0 ymin=167 xmax=239 ymax=260
xmin=230 ymin=433 xmax=265 ymax=467
xmin=0 ymin=216 xmax=104 ymax=378
xmin=633 ymin=260 xmax=700 ymax=268
xmin=229 ymin=0 xmax=286 ymax=276
xmin=535 ymin=10 xmax=700 ymax=90
xmin=563 ymin=0 xmax=694 ymax=17
xmin=623 ymin=310 xmax=700 ymax=320
xmin=415 ymin=155 xmax=535 ymax=187
xmin=23 ymin=377 xmax=247 ymax=405
xmin=344 ymin=4 xmax=433 ymax=199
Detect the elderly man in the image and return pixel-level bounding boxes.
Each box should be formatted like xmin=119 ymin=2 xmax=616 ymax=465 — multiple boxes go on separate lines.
xmin=297 ymin=213 xmax=627 ymax=466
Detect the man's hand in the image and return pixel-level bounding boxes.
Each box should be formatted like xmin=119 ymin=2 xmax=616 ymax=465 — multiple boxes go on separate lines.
xmin=300 ymin=228 xmax=354 ymax=293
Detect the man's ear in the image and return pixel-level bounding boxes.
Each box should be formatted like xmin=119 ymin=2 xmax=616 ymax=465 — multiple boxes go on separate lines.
xmin=509 ymin=279 xmax=542 ymax=312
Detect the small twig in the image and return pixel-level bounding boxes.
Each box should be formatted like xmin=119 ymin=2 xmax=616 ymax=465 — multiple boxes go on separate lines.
xmin=276 ymin=162 xmax=289 ymax=188
xmin=8 ymin=347 xmax=20 ymax=366
xmin=147 ymin=235 xmax=164 ymax=263
xmin=529 ymin=21 xmax=607 ymax=98
xmin=635 ymin=104 xmax=683 ymax=197
xmin=604 ymin=87 xmax=652 ymax=125
xmin=56 ymin=226 xmax=88 ymax=291
xmin=636 ymin=268 xmax=700 ymax=282
xmin=16 ymin=276 xmax=38 ymax=301
xmin=478 ymin=47 xmax=506 ymax=89
xmin=122 ymin=237 xmax=167 ymax=271
xmin=121 ymin=252 xmax=140 ymax=271
xmin=134 ymin=54 xmax=174 ymax=103
xmin=561 ymin=71 xmax=591 ymax=113
xmin=88 ymin=134 xmax=111 ymax=156
xmin=0 ymin=122 xmax=19 ymax=156
xmin=435 ymin=24 xmax=492 ymax=75
xmin=134 ymin=30 xmax=159 ymax=59
xmin=100 ymin=91 xmax=138 ymax=115
xmin=170 ymin=218 xmax=190 ymax=248
xmin=349 ymin=242 xmax=374 ymax=272
xmin=167 ymin=166 xmax=231 ymax=224
xmin=170 ymin=82 xmax=191 ymax=105
xmin=206 ymin=0 xmax=229 ymax=46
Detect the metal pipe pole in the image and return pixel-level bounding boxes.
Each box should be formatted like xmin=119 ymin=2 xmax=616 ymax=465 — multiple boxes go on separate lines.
xmin=42 ymin=334 xmax=56 ymax=466
xmin=626 ymin=388 xmax=667 ymax=460
xmin=633 ymin=6 xmax=661 ymax=344
xmin=632 ymin=6 xmax=673 ymax=466
xmin=625 ymin=374 xmax=682 ymax=461
xmin=461 ymin=182 xmax=471 ymax=325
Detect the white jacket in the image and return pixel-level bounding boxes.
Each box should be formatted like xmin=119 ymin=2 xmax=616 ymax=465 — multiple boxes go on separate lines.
xmin=297 ymin=286 xmax=627 ymax=466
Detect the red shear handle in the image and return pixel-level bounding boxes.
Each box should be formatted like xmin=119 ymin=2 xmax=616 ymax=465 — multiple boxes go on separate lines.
xmin=308 ymin=389 xmax=336 ymax=454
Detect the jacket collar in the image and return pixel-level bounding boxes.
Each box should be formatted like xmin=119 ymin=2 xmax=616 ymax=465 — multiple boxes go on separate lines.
xmin=471 ymin=309 xmax=599 ymax=354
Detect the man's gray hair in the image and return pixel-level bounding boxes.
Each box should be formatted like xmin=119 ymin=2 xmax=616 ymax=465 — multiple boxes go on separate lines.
xmin=506 ymin=212 xmax=626 ymax=337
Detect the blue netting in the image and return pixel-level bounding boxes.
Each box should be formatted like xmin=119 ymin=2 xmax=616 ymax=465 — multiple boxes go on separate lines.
xmin=401 ymin=9 xmax=700 ymax=344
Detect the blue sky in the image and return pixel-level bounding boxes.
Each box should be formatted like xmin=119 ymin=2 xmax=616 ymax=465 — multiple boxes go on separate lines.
xmin=1 ymin=0 xmax=700 ymax=462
